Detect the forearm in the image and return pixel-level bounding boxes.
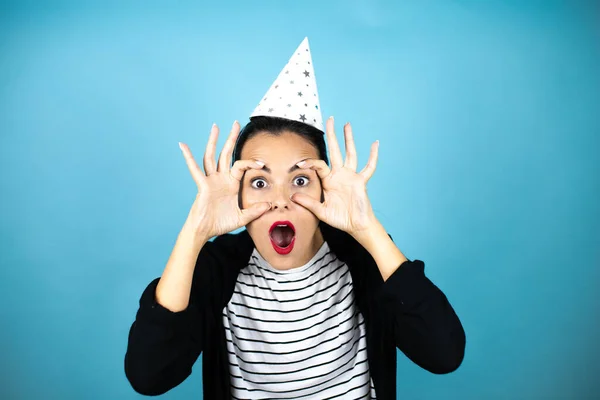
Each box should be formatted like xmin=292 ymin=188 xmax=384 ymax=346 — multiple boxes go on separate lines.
xmin=352 ymin=219 xmax=408 ymax=281
xmin=156 ymin=219 xmax=208 ymax=312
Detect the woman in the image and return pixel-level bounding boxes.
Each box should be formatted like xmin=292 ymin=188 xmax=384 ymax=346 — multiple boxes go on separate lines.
xmin=124 ymin=115 xmax=465 ymax=399
xmin=125 ymin=38 xmax=465 ymax=399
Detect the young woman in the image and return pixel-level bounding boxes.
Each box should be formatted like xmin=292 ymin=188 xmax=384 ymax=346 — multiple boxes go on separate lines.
xmin=124 ymin=115 xmax=466 ymax=399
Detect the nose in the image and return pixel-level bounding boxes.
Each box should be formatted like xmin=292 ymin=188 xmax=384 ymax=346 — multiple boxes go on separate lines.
xmin=271 ymin=186 xmax=291 ymax=210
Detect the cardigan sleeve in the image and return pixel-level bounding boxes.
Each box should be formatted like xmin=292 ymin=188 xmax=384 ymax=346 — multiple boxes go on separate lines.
xmin=379 ymin=258 xmax=466 ymax=374
xmin=124 ymin=240 xmax=221 ymax=396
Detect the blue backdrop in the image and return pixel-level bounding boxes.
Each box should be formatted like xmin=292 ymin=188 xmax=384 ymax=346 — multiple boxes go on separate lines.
xmin=1 ymin=1 xmax=598 ymax=399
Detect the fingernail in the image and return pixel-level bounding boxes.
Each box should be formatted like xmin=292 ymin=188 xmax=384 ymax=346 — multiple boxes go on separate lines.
xmin=255 ymin=160 xmax=265 ymax=167
xmin=296 ymin=160 xmax=306 ymax=167
xmin=232 ymin=120 xmax=238 ymax=128
xmin=178 ymin=142 xmax=183 ymax=150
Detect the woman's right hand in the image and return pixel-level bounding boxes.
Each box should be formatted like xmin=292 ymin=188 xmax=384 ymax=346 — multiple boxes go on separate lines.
xmin=178 ymin=121 xmax=271 ymax=240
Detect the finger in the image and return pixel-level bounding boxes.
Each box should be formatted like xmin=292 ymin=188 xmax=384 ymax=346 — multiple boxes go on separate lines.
xmin=230 ymin=160 xmax=265 ymax=181
xmin=217 ymin=121 xmax=240 ymax=173
xmin=290 ymin=193 xmax=326 ymax=220
xmin=240 ymin=202 xmax=272 ymax=225
xmin=203 ymin=124 xmax=219 ymax=175
xmin=296 ymin=159 xmax=331 ymax=180
xmin=343 ymin=122 xmax=357 ymax=171
xmin=179 ymin=142 xmax=205 ymax=187
xmin=359 ymin=140 xmax=379 ymax=181
xmin=326 ymin=117 xmax=343 ymax=168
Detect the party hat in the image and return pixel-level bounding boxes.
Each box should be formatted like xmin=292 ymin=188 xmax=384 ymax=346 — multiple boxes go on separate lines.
xmin=250 ymin=37 xmax=324 ymax=132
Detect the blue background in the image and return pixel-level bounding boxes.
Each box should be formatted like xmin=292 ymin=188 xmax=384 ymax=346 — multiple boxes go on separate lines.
xmin=1 ymin=1 xmax=599 ymax=399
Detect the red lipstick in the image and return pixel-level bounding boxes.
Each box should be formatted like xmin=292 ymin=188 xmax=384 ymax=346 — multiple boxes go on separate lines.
xmin=269 ymin=220 xmax=296 ymax=255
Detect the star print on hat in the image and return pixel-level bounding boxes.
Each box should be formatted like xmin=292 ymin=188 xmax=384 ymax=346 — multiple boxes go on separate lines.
xmin=250 ymin=37 xmax=324 ymax=132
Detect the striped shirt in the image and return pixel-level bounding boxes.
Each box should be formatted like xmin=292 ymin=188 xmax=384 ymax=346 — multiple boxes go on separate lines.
xmin=222 ymin=241 xmax=377 ymax=399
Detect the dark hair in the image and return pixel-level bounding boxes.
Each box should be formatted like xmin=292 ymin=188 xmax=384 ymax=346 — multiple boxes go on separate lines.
xmin=232 ymin=116 xmax=329 ymax=165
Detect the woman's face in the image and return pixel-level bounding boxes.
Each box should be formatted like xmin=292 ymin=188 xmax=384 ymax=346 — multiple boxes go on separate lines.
xmin=239 ymin=131 xmax=324 ymax=270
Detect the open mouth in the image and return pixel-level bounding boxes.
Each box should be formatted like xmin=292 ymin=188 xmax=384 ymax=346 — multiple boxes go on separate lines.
xmin=269 ymin=221 xmax=296 ymax=255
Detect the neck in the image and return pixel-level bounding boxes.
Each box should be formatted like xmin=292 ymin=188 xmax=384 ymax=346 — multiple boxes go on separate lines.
xmin=309 ymin=227 xmax=325 ymax=259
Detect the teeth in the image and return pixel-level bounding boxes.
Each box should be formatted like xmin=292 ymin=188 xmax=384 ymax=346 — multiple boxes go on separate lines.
xmin=277 ymin=224 xmax=287 ymax=227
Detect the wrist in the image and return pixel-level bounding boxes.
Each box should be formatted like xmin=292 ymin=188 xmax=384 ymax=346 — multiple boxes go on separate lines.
xmin=182 ymin=218 xmax=211 ymax=248
xmin=352 ymin=219 xmax=408 ymax=282
xmin=351 ymin=218 xmax=384 ymax=248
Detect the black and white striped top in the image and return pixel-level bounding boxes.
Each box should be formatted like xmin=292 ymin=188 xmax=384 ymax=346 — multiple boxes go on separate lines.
xmin=222 ymin=241 xmax=377 ymax=399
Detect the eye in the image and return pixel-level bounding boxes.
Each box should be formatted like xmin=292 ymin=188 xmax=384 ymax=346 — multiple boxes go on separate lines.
xmin=250 ymin=178 xmax=267 ymax=189
xmin=294 ymin=176 xmax=310 ymax=187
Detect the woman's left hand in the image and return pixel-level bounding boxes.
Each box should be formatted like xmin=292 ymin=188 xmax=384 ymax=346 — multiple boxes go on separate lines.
xmin=290 ymin=117 xmax=380 ymax=239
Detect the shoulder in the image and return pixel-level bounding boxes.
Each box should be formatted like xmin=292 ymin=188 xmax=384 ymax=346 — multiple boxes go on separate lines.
xmin=321 ymin=221 xmax=394 ymax=267
xmin=192 ymin=229 xmax=255 ymax=301
xmin=320 ymin=222 xmax=363 ymax=263
xmin=205 ymin=228 xmax=255 ymax=267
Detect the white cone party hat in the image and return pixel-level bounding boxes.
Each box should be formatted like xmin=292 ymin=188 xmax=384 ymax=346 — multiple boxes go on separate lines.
xmin=250 ymin=37 xmax=324 ymax=132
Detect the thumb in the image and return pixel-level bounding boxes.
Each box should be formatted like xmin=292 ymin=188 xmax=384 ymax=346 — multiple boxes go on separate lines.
xmin=240 ymin=202 xmax=271 ymax=225
xmin=291 ymin=193 xmax=324 ymax=219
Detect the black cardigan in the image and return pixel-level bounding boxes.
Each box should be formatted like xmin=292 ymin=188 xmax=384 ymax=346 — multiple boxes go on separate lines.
xmin=124 ymin=223 xmax=466 ymax=399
